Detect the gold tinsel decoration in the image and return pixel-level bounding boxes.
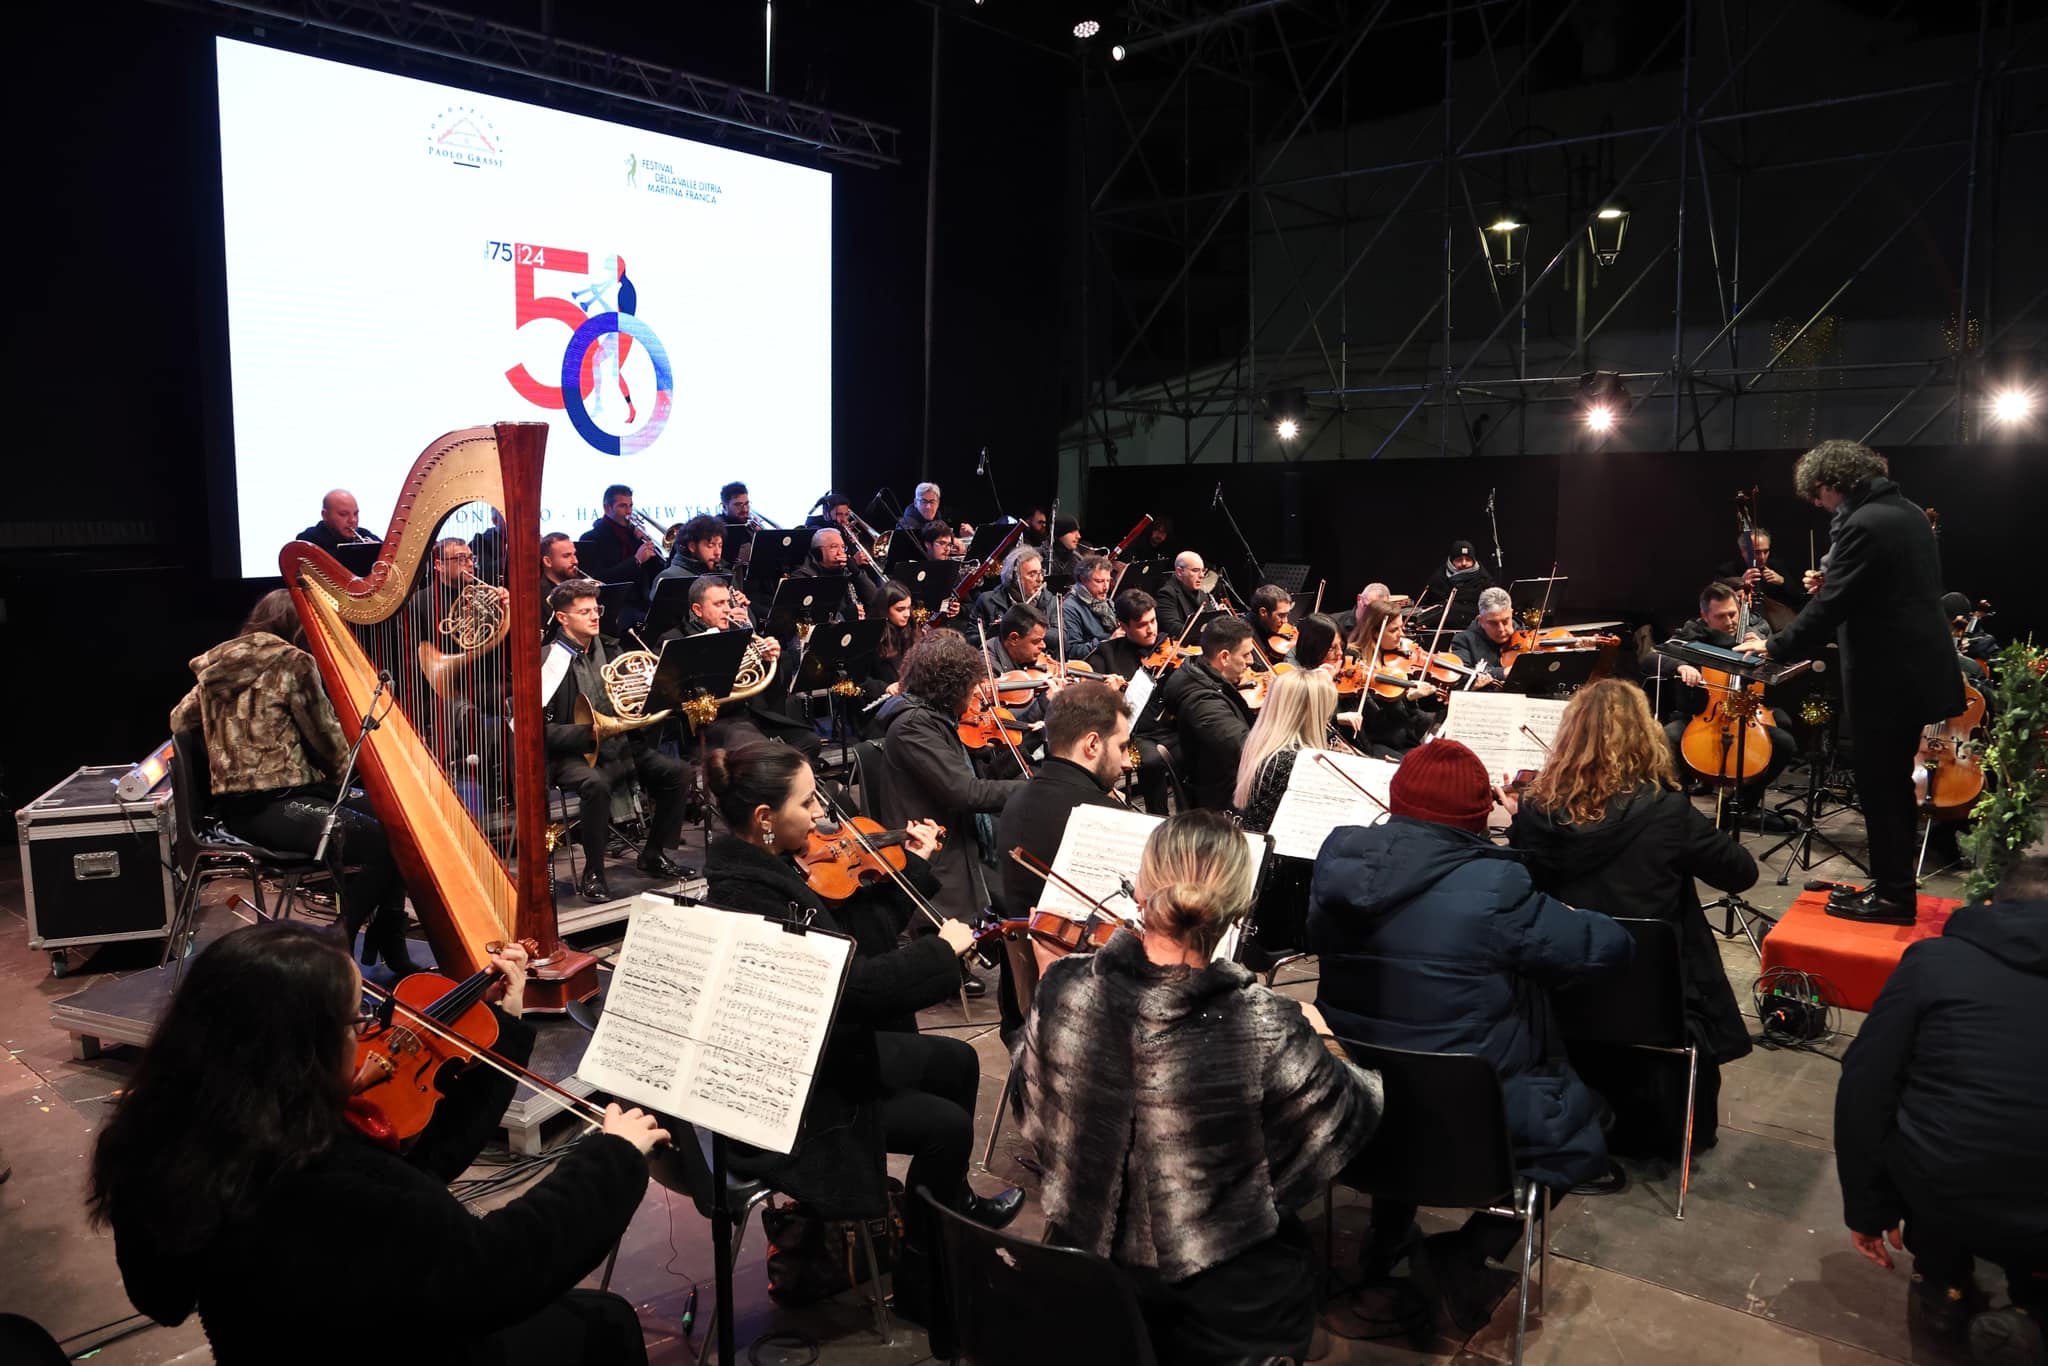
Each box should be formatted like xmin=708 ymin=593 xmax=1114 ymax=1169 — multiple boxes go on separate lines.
xmin=1770 ymin=314 xmax=1842 ymax=447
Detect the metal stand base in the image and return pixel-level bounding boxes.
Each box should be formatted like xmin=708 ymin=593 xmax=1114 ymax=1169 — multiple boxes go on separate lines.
xmin=1758 ymin=752 xmax=1870 ymax=887
xmin=1702 ymin=893 xmax=1777 ymax=958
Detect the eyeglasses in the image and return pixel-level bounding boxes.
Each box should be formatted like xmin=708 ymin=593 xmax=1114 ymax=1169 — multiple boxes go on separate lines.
xmin=353 ymin=1002 xmax=386 ymax=1037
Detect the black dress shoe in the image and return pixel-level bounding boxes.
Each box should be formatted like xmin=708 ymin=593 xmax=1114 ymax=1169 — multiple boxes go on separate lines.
xmin=636 ymin=851 xmax=688 ymax=879
xmin=1825 ymin=889 xmax=1916 ymax=926
xmin=961 ymin=1186 xmax=1025 ymax=1229
xmin=578 ymin=868 xmax=613 ymax=903
xmin=958 ymin=965 xmax=987 ymax=998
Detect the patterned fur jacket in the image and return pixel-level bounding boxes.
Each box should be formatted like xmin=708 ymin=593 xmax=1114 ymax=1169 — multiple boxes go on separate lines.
xmin=1013 ymin=930 xmax=1383 ymax=1282
xmin=169 ymin=632 xmax=348 ymax=796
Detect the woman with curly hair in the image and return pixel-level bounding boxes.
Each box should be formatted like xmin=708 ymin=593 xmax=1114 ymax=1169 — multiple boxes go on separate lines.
xmin=874 ymin=629 xmax=1027 ymax=935
xmin=1510 ymin=679 xmax=1757 ymax=1156
xmin=1738 ymin=439 xmax=1962 ymax=924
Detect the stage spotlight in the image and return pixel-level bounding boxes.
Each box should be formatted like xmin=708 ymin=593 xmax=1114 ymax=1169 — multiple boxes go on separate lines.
xmin=1276 ymin=417 xmax=1300 ymax=441
xmin=1584 ymin=404 xmax=1615 ymax=433
xmin=1111 ymin=43 xmax=1127 ymax=60
xmin=1264 ymin=385 xmax=1307 ymax=441
xmin=1483 ymin=206 xmax=1529 ymax=276
xmin=1989 ymin=386 xmax=2036 ymax=426
xmin=1073 ymin=19 xmax=1101 ymax=39
xmin=1587 ymin=197 xmax=1630 ymax=266
xmin=1576 ymin=370 xmax=1628 ymax=435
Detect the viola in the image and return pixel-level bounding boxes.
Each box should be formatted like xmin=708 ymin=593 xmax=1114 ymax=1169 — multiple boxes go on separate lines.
xmin=351 ymin=938 xmax=536 ymax=1141
xmin=1498 ymin=628 xmax=1620 ymax=672
xmin=798 ymin=814 xmax=943 ymax=901
xmin=958 ymin=694 xmax=1027 ymax=751
xmin=1267 ymin=622 xmax=1298 ymax=656
xmin=1023 ymin=909 xmax=1126 ymax=955
xmin=1914 ymin=679 xmax=1986 ymax=819
xmin=1142 ymin=642 xmax=1197 ymax=672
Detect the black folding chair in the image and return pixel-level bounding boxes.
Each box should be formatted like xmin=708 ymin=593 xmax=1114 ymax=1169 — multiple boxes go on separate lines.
xmin=847 ymin=739 xmax=896 ymax=823
xmin=1552 ymin=916 xmax=1699 ymax=1220
xmin=1335 ymin=1039 xmax=1547 ymax=1365
xmin=919 ymin=1189 xmax=1159 ymax=1366
xmin=163 ymin=729 xmax=329 ymax=964
xmin=599 ymin=1117 xmax=891 ymax=1364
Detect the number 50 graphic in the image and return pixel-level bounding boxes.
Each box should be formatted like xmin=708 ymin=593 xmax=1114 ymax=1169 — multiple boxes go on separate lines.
xmin=503 ymin=244 xmax=674 ymax=456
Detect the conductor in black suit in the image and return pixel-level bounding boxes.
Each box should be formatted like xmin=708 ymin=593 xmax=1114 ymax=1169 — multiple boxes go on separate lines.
xmin=1738 ymin=441 xmax=1964 ymax=925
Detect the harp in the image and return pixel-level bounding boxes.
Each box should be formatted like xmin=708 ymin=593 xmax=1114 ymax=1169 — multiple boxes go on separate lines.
xmin=280 ymin=421 xmax=597 ymax=1010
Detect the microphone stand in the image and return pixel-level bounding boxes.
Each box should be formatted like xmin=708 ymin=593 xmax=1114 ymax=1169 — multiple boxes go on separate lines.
xmin=1485 ymin=487 xmax=1505 ymax=578
xmin=313 ymin=674 xmax=390 ymax=944
xmin=977 ymin=446 xmax=1005 ymax=524
xmin=1211 ymin=483 xmax=1266 ymax=587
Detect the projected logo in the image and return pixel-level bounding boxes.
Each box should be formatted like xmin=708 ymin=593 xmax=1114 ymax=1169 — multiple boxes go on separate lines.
xmin=497 ymin=243 xmax=674 ymax=456
xmin=426 ymin=106 xmax=504 ymax=170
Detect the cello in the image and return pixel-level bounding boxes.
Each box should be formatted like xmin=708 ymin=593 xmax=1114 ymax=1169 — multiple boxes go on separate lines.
xmin=1913 ymin=679 xmax=1986 ymax=820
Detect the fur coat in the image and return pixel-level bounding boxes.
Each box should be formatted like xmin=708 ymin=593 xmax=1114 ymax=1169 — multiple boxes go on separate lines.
xmin=1013 ymin=931 xmax=1382 ymax=1282
xmin=169 ymin=632 xmax=347 ymax=796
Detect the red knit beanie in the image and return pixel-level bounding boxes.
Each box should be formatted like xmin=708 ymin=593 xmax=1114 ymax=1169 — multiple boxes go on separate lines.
xmin=1389 ymin=739 xmax=1493 ymax=833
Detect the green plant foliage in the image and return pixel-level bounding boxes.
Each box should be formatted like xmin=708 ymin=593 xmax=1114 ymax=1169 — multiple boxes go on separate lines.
xmin=1959 ymin=638 xmax=2048 ymax=903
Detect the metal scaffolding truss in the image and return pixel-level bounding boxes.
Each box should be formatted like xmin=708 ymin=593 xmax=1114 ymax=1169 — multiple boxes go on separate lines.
xmin=157 ymin=0 xmax=902 ymax=167
xmin=1073 ymin=0 xmax=2047 ymax=463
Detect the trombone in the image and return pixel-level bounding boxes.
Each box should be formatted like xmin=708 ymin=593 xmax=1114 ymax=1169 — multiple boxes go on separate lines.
xmin=627 ymin=508 xmax=681 ymax=554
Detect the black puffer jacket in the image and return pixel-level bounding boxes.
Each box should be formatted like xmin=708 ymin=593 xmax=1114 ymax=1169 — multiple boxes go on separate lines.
xmin=1510 ymin=784 xmax=1757 ymax=1064
xmin=1309 ymin=816 xmax=1632 ymax=1188
xmin=703 ymin=834 xmax=960 ymax=1216
xmin=1159 ymin=658 xmax=1254 ymax=811
xmin=1835 ymin=900 xmax=2048 ymax=1244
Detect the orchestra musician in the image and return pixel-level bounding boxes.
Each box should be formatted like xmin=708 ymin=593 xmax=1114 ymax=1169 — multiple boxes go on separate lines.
xmin=90 ymin=920 xmax=664 ymax=1366
xmin=542 ymin=579 xmax=691 ymax=902
xmin=1232 ymin=668 xmax=1344 ymax=834
xmin=916 ymin=518 xmax=961 ymax=563
xmin=1347 ymin=599 xmax=1441 ymax=758
xmin=1423 ymin=538 xmax=1493 ymax=630
xmin=982 ymin=605 xmax=1071 ymax=732
xmin=1060 ymin=554 xmax=1120 ymax=657
xmin=1447 ymin=585 xmax=1515 ymax=686
xmin=663 ymin=514 xmax=727 ymax=578
xmin=540 ymin=532 xmax=581 ymax=630
xmin=720 ymin=481 xmax=753 ymax=524
xmin=972 ymin=544 xmax=1057 ymax=632
xmin=875 ymin=632 xmax=1028 ymax=980
xmin=1014 ymin=810 xmax=1382 ymax=1364
xmin=897 ymin=481 xmax=943 ymax=536
xmin=294 ymin=488 xmax=381 ymax=551
xmin=658 ymin=576 xmax=816 ymax=758
xmin=169 ymin=591 xmax=418 ymax=974
xmin=1652 ymin=583 xmax=1799 ymax=805
xmin=1244 ymin=584 xmax=1293 ymax=670
xmin=1021 ymin=506 xmax=1051 ymax=548
xmin=992 ymin=682 xmax=1133 ymax=1035
xmin=1159 ymin=616 xmax=1258 ymax=811
xmin=1046 ymin=514 xmax=1085 ymax=579
xmin=1153 ymin=552 xmax=1211 ymax=643
xmin=575 ymin=484 xmax=664 ymax=592
xmin=699 ymin=742 xmax=1025 ymax=1255
xmin=1715 ymin=525 xmax=1807 ymax=618
xmin=1331 ymin=582 xmax=1392 ymax=640
xmin=860 ymin=580 xmax=918 ymax=707
xmin=1735 ymin=440 xmax=1964 ymax=925
xmin=1085 ymin=589 xmax=1179 ymax=813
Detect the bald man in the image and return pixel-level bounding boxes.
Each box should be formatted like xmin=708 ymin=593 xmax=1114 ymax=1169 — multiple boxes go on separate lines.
xmin=1153 ymin=551 xmax=1210 ymax=643
xmin=296 ymin=490 xmax=381 ymax=552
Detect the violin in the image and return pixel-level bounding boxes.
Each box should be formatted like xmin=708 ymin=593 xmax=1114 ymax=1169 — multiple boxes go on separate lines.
xmin=958 ymin=693 xmax=1028 ymax=750
xmin=1497 ymin=627 xmax=1620 ymax=672
xmin=990 ymin=665 xmax=1058 ymax=707
xmin=1914 ymin=679 xmax=1986 ymax=819
xmin=1142 ymin=641 xmax=1198 ymax=672
xmin=798 ymin=815 xmax=943 ymax=902
xmin=1267 ymin=622 xmax=1298 ymax=656
xmin=351 ymin=938 xmax=537 ymax=1141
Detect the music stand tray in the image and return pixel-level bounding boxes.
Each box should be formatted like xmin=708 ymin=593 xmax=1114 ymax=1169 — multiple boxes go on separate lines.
xmin=1653 ymin=638 xmax=1814 ymax=687
xmin=765 ymin=574 xmax=854 ymax=636
xmin=1503 ymin=647 xmax=1605 ymax=698
xmin=332 ymin=541 xmax=382 ymax=577
xmin=644 ymin=571 xmax=702 ymax=641
xmin=646 ymin=629 xmax=755 ymax=717
xmin=795 ymin=618 xmax=886 ymax=693
xmin=1509 ymin=575 xmax=1569 ymax=623
xmin=744 ymin=531 xmax=814 ymax=599
xmin=1262 ymin=562 xmax=1311 ymax=596
xmin=889 ymin=559 xmax=962 ymax=607
xmin=593 ymin=579 xmax=639 ymax=638
xmin=965 ymin=520 xmax=1021 ymax=564
xmin=1044 ymin=572 xmax=1076 ymax=597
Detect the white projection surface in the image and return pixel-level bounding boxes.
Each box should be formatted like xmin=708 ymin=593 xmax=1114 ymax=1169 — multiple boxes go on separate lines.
xmin=216 ymin=38 xmax=831 ymax=576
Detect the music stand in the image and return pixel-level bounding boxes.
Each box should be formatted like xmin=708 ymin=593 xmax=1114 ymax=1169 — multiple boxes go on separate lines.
xmin=593 ymin=579 xmax=639 ymax=639
xmin=645 ymin=628 xmax=755 ymax=720
xmin=1262 ymin=562 xmax=1311 ymax=595
xmin=1044 ymin=571 xmax=1076 ymax=597
xmin=1502 ymin=647 xmax=1604 ymax=699
xmin=966 ymin=520 xmax=1021 ymax=565
xmin=744 ymin=531 xmax=814 ymax=601
xmin=1509 ymin=575 xmax=1569 ymax=625
xmin=332 ymin=541 xmax=381 ymax=577
xmin=890 ymin=558 xmax=962 ymax=607
xmin=643 ymin=571 xmax=702 ymax=641
xmin=795 ymin=619 xmax=886 ymax=765
xmin=765 ymin=574 xmax=856 ymax=637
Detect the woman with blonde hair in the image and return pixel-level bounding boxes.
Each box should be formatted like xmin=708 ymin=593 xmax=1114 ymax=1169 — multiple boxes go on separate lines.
xmin=1015 ymin=810 xmax=1382 ymax=1364
xmin=1231 ymin=667 xmax=1340 ymax=828
xmin=1509 ymin=678 xmax=1758 ymax=1157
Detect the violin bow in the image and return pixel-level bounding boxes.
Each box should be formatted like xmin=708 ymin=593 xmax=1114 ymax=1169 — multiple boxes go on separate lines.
xmin=1311 ymin=750 xmax=1391 ymax=814
xmin=357 ymin=978 xmax=610 ymax=1132
xmin=975 ymin=621 xmax=1036 ymax=777
xmin=813 ymin=786 xmax=951 ymax=935
xmin=1006 ymin=846 xmax=1142 ymax=929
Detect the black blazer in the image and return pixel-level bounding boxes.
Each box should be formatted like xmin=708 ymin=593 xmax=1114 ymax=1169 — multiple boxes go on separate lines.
xmin=702 ymin=834 xmax=958 ymax=1215
xmin=993 ymin=757 xmax=1122 ymax=919
xmin=1766 ymin=478 xmax=1963 ymax=727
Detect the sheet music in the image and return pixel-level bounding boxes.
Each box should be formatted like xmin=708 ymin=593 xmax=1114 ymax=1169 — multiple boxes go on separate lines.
xmin=576 ymin=895 xmax=853 ymax=1154
xmin=1036 ymin=806 xmax=1266 ymax=962
xmin=1123 ymin=667 xmax=1156 ymax=718
xmin=1266 ymin=749 xmax=1399 ymax=860
xmin=1437 ymin=691 xmax=1568 ymax=782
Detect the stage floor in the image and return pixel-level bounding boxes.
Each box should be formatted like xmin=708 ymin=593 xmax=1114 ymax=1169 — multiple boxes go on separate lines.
xmin=0 ymin=787 xmax=1993 ymax=1364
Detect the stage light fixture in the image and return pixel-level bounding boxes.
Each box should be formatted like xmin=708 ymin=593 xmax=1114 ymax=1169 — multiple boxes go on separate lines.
xmin=1989 ymin=386 xmax=2036 ymax=426
xmin=1276 ymin=417 xmax=1300 ymax=441
xmin=1073 ymin=19 xmax=1101 ymax=39
xmin=1482 ymin=206 xmax=1529 ymax=276
xmin=1264 ymin=385 xmax=1307 ymax=441
xmin=1584 ymin=404 xmax=1615 ymax=433
xmin=1576 ymin=370 xmax=1628 ymax=435
xmin=1111 ymin=43 xmax=1127 ymax=60
xmin=1587 ymin=197 xmax=1630 ymax=266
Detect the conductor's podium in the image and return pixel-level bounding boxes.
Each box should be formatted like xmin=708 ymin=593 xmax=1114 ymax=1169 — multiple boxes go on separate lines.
xmin=1759 ymin=889 xmax=1963 ymax=1012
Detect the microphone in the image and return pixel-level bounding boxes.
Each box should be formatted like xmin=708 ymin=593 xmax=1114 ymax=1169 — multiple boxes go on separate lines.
xmin=1211 ymin=482 xmax=1223 ymax=510
xmin=976 ymin=447 xmax=988 ymax=477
